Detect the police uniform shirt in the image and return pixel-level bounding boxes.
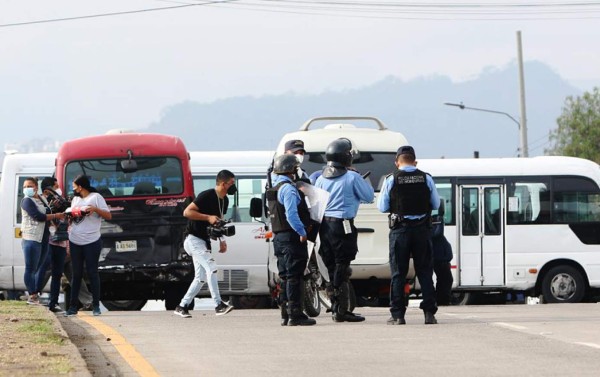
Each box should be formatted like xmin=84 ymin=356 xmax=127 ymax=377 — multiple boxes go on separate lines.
xmin=186 ymin=189 xmax=229 ymax=249
xmin=315 ymin=170 xmax=374 ymax=219
xmin=273 ymin=175 xmax=307 ymax=237
xmin=377 ymin=166 xmax=440 ymax=219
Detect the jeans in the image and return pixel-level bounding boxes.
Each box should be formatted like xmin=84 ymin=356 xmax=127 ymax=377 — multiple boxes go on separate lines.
xmin=22 ymin=239 xmax=43 ymax=294
xmin=389 ymin=223 xmax=437 ymax=318
xmin=34 ymin=229 xmax=50 ymax=294
xmin=180 ymin=235 xmax=221 ymax=307
xmin=69 ymin=239 xmax=102 ymax=310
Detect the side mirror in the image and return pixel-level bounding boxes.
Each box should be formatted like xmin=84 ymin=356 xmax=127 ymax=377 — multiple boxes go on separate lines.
xmin=120 ymin=159 xmax=138 ymax=173
xmin=249 ymin=197 xmax=263 ymax=218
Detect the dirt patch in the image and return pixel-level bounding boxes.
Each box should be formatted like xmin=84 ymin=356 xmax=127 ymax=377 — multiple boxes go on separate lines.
xmin=0 ymin=301 xmax=78 ymax=375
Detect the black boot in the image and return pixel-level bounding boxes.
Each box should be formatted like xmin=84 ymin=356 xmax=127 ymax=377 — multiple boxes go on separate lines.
xmin=424 ymin=312 xmax=438 ymax=325
xmin=280 ymin=301 xmax=289 ymax=326
xmin=333 ymin=282 xmax=365 ymax=323
xmin=288 ymin=306 xmax=316 ymax=326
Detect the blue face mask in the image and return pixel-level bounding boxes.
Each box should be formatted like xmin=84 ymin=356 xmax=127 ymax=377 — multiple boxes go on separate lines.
xmin=23 ymin=187 xmax=36 ymax=198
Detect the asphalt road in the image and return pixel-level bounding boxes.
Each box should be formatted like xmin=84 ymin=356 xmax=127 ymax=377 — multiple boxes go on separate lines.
xmin=60 ymin=303 xmax=600 ymax=377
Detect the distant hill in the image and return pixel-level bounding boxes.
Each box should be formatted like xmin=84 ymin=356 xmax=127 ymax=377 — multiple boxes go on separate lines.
xmin=146 ymin=60 xmax=581 ymax=158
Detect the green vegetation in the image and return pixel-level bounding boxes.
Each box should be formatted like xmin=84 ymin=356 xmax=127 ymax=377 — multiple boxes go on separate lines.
xmin=0 ymin=301 xmax=72 ymax=375
xmin=547 ymin=87 xmax=600 ymax=163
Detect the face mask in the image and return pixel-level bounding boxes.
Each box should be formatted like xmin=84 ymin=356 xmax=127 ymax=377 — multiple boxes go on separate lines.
xmin=73 ymin=189 xmax=82 ymax=197
xmin=23 ymin=187 xmax=35 ymax=198
xmin=55 ymin=188 xmax=63 ymax=196
xmin=295 ymin=154 xmax=304 ymax=164
xmin=227 ymin=184 xmax=237 ymax=195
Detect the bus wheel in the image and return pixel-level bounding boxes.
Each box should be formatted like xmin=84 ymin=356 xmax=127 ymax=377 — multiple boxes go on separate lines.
xmin=450 ymin=292 xmax=474 ymax=306
xmin=102 ymin=300 xmax=148 ymax=311
xmin=541 ymin=265 xmax=586 ymax=303
xmin=303 ymin=279 xmax=321 ymax=317
xmin=230 ymin=295 xmax=271 ymax=309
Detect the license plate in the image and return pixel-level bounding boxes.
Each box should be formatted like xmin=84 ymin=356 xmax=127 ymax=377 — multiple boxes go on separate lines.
xmin=115 ymin=240 xmax=137 ymax=252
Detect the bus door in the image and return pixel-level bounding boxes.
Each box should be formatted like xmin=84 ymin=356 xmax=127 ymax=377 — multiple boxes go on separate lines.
xmin=458 ymin=185 xmax=504 ymax=286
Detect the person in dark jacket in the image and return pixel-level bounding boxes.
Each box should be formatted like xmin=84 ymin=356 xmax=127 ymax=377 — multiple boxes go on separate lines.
xmin=431 ymin=200 xmax=454 ymax=306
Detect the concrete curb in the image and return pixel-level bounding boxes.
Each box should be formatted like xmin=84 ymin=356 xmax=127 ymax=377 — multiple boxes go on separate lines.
xmin=46 ymin=310 xmax=92 ymax=377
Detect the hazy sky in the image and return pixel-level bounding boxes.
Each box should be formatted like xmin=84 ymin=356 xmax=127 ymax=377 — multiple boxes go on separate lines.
xmin=1 ymin=0 xmax=599 ymax=146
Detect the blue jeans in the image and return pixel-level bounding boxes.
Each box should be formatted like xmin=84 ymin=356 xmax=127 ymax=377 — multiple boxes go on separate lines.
xmin=180 ymin=235 xmax=221 ymax=307
xmin=389 ymin=223 xmax=437 ymax=318
xmin=69 ymin=239 xmax=102 ymax=310
xmin=34 ymin=229 xmax=51 ymax=294
xmin=46 ymin=244 xmax=66 ymax=308
xmin=22 ymin=239 xmax=42 ymax=294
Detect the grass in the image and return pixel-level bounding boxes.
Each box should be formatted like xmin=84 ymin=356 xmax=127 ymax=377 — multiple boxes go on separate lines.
xmin=0 ymin=300 xmax=73 ymax=375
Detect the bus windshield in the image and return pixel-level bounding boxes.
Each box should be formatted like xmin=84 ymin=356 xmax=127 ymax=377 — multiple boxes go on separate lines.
xmin=64 ymin=157 xmax=184 ymax=198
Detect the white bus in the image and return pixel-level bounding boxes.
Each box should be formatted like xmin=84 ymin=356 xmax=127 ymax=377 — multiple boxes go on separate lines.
xmin=418 ymin=156 xmax=600 ymax=303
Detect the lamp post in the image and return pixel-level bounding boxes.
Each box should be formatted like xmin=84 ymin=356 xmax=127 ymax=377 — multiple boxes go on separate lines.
xmin=444 ymin=102 xmax=528 ymax=157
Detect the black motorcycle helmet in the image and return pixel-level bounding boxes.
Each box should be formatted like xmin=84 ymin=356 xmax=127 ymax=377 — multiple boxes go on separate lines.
xmin=325 ymin=138 xmax=353 ymax=167
xmin=273 ymin=154 xmax=300 ymax=175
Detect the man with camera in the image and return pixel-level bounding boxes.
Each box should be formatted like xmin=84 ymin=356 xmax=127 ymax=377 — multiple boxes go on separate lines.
xmin=174 ymin=170 xmax=237 ymax=318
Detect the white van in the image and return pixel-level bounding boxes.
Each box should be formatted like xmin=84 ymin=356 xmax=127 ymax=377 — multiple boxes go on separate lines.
xmin=0 ymin=153 xmax=56 ymax=293
xmin=189 ymin=151 xmax=275 ymax=308
xmin=274 ymin=117 xmax=409 ymax=305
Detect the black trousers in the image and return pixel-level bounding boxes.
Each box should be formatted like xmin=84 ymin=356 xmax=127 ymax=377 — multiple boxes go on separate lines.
xmin=389 ymin=223 xmax=437 ymax=318
xmin=273 ymin=232 xmax=308 ymax=311
xmin=318 ymin=218 xmax=358 ymax=289
xmin=433 ymin=261 xmax=453 ymax=306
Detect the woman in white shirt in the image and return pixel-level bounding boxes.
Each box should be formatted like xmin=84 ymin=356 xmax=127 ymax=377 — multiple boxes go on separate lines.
xmin=64 ymin=175 xmax=112 ymax=317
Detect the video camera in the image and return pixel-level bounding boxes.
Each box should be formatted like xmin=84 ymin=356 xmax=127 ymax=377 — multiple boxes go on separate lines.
xmin=45 ymin=188 xmax=71 ymax=213
xmin=207 ymin=219 xmax=236 ymax=240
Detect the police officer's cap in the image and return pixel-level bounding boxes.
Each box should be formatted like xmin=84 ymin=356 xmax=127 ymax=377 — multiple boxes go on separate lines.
xmin=396 ymin=145 xmax=416 ymax=159
xmin=284 ymin=139 xmax=306 ymax=153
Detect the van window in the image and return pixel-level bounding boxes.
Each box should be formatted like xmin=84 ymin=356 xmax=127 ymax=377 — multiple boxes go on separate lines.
xmin=302 ymin=152 xmax=396 ymax=192
xmin=507 ymin=179 xmax=551 ymax=224
xmin=192 ymin=175 xmax=267 ymax=223
xmin=434 ymin=179 xmax=454 ymax=225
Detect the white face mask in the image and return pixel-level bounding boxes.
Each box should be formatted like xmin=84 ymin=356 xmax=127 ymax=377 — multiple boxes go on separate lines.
xmin=54 ymin=188 xmax=63 ymax=196
xmin=23 ymin=187 xmax=36 ymax=197
xmin=295 ymin=154 xmax=304 ymax=164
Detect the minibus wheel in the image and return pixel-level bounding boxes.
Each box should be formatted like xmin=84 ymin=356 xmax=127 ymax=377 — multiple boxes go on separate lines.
xmin=102 ymin=300 xmax=147 ymax=311
xmin=541 ymin=265 xmax=586 ymax=303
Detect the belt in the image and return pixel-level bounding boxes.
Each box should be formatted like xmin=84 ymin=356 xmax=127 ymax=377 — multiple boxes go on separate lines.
xmin=323 ymin=216 xmax=354 ymax=222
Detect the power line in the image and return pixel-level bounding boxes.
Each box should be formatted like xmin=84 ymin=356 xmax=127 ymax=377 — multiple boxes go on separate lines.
xmin=0 ymin=0 xmax=238 ymax=28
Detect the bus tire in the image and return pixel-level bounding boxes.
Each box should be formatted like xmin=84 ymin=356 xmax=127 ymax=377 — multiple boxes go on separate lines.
xmin=450 ymin=292 xmax=474 ymax=306
xmin=541 ymin=265 xmax=586 ymax=303
xmin=230 ymin=295 xmax=271 ymax=309
xmin=102 ymin=300 xmax=148 ymax=311
xmin=303 ymin=279 xmax=321 ymax=317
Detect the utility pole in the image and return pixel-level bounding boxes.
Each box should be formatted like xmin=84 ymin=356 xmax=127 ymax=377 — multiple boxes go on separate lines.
xmin=516 ymin=31 xmax=529 ymax=157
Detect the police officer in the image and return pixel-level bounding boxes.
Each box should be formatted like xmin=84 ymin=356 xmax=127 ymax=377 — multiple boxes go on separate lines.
xmin=267 ymin=139 xmax=310 ymax=190
xmin=431 ymin=200 xmax=454 ymax=306
xmin=377 ymin=145 xmax=440 ymax=325
xmin=266 ymin=154 xmax=316 ymax=326
xmin=315 ymin=138 xmax=374 ymax=322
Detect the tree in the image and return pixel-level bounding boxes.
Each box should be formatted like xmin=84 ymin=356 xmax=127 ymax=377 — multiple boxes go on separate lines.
xmin=547 ymin=87 xmax=600 ymax=163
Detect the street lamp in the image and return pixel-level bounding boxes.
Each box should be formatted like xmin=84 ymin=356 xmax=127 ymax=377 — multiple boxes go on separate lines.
xmin=444 ymin=102 xmax=527 ymax=157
